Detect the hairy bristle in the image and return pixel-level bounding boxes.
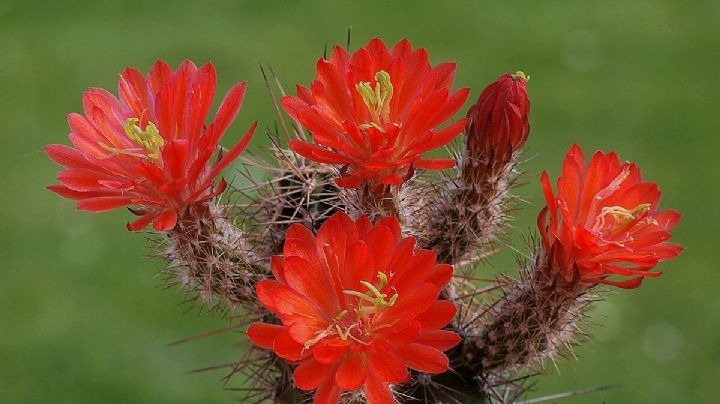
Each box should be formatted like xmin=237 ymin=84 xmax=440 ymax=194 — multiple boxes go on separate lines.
xmin=463 ymin=251 xmax=596 ymax=385
xmin=238 ymin=146 xmax=345 ymax=255
xmin=419 ymin=150 xmax=521 ymax=267
xmin=160 ymin=201 xmax=265 ymax=315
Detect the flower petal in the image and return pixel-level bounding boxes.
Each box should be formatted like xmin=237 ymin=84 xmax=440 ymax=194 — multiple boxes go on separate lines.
xmin=393 ymin=343 xmax=449 ymax=373
xmin=335 ymin=354 xmax=366 ymax=390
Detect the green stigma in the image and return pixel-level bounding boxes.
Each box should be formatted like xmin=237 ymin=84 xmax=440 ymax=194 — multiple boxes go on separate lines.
xmin=123 ymin=118 xmax=164 ymax=159
xmin=512 ymin=70 xmax=530 ymax=82
xmin=343 ymin=271 xmax=398 ymax=311
xmin=355 ymin=70 xmax=394 ymax=125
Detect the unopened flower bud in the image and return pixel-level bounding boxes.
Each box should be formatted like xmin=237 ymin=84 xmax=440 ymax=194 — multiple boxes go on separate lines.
xmin=465 ymin=71 xmax=530 ymax=166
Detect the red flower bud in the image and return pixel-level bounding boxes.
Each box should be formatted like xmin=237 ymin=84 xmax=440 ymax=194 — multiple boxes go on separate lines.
xmin=465 ymin=71 xmax=530 ymax=165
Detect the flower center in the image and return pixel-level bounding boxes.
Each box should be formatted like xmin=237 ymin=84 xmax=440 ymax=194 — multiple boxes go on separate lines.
xmin=342 ymin=271 xmax=398 ymax=314
xmin=99 ymin=118 xmax=164 ymax=160
xmin=593 ymin=203 xmax=651 ymax=233
xmin=303 ymin=272 xmax=399 ymax=351
xmin=356 ymin=70 xmax=394 ymax=130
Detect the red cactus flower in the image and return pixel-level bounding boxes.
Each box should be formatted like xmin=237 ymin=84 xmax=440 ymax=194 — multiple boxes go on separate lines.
xmin=247 ymin=212 xmax=459 ymax=403
xmin=465 ymin=71 xmax=530 ymax=165
xmin=537 ymin=144 xmax=683 ymax=289
xmin=282 ymin=38 xmax=470 ymax=189
xmin=45 ymin=60 xmax=256 ymax=231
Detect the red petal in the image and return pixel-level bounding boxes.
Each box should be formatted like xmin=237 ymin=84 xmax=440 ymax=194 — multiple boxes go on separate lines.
xmin=314 ymin=371 xmax=341 ymax=404
xmin=286 ymin=223 xmax=317 ymax=246
xmin=247 ymin=323 xmax=284 ymax=349
xmin=361 ymin=224 xmax=395 ymax=271
xmin=366 ymin=352 xmax=408 ymax=383
xmin=255 ymin=279 xmax=283 ymax=312
xmin=414 ymin=158 xmax=456 ymax=170
xmin=57 ymin=169 xmax=102 ymax=192
xmin=118 ymin=67 xmax=150 ymax=120
xmin=126 ymin=212 xmax=158 ymax=231
xmin=393 ymin=343 xmax=449 ymax=373
xmin=290 ymin=140 xmax=352 ymax=164
xmin=45 ymin=144 xmax=94 ymax=169
xmin=312 ymin=342 xmax=349 ymax=364
xmin=162 ymin=140 xmax=190 ymax=180
xmin=294 ymin=359 xmax=335 ymax=390
xmin=376 ymin=283 xmax=439 ymax=328
xmin=270 ymin=284 xmax=325 ymax=321
xmin=146 ymin=60 xmax=173 ymax=94
xmin=280 ymin=95 xmax=309 ymax=121
xmin=283 ymin=237 xmax=321 ymax=270
xmin=651 ymin=242 xmax=684 ymax=260
xmin=390 ymin=250 xmax=437 ymax=292
xmin=422 ymin=118 xmax=467 ymax=151
xmin=195 ymin=122 xmax=257 ymax=193
xmin=378 ymin=174 xmax=404 ymax=185
xmin=76 ymin=196 xmax=133 ymax=212
xmin=415 ymin=300 xmax=457 ymax=331
xmin=540 ymin=171 xmax=558 ymax=228
xmin=283 ymin=256 xmax=338 ymax=317
xmin=153 ymin=209 xmax=178 ymax=231
xmin=335 ymin=354 xmax=366 ymax=390
xmin=47 ymin=184 xmax=112 ymax=201
xmin=364 ymin=372 xmax=394 ymax=404
xmin=426 ymin=264 xmax=453 ymax=289
xmin=596 ymin=276 xmax=644 ymax=289
xmin=342 ymin=240 xmax=373 ymax=292
xmin=273 ymin=330 xmax=306 ymax=361
xmin=335 ymin=175 xmax=364 ymax=188
xmin=414 ymin=330 xmax=462 ymax=351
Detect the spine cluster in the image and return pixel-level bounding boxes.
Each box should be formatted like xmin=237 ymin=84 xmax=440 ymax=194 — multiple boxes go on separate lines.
xmin=163 ymin=202 xmax=263 ymax=313
xmin=473 ymin=255 xmax=589 ymax=375
xmin=423 ymin=150 xmax=517 ymax=266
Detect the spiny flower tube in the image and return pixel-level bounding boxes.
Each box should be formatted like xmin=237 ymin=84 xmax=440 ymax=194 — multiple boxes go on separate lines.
xmin=421 ymin=71 xmax=531 ymax=265
xmin=247 ymin=212 xmax=460 ymax=403
xmin=45 ymin=60 xmax=257 ymax=231
xmin=282 ymin=38 xmax=470 ymax=190
xmin=465 ymin=71 xmax=530 ymax=168
xmin=538 ymin=144 xmax=683 ymax=289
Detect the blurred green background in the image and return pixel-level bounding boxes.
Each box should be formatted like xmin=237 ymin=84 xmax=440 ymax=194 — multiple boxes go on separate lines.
xmin=1 ymin=0 xmax=718 ymax=402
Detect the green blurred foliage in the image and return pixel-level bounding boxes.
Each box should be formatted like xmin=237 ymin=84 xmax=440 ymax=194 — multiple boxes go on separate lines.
xmin=1 ymin=0 xmax=718 ymax=402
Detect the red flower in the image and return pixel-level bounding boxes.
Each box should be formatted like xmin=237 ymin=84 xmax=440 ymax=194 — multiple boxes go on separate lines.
xmin=465 ymin=71 xmax=530 ymax=165
xmin=247 ymin=212 xmax=459 ymax=403
xmin=282 ymin=38 xmax=470 ymax=189
xmin=45 ymin=60 xmax=256 ymax=231
xmin=537 ymin=145 xmax=683 ymax=289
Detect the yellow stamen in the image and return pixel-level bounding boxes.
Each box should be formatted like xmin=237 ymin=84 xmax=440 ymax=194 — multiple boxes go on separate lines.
xmin=98 ymin=142 xmax=146 ymax=159
xmin=343 ymin=271 xmax=398 ymax=311
xmin=303 ymin=328 xmax=333 ymax=351
xmin=124 ymin=118 xmax=164 ymax=159
xmin=512 ymin=70 xmax=530 ymax=82
xmin=302 ymin=310 xmax=349 ymax=351
xmin=98 ymin=118 xmax=164 ymax=160
xmin=375 ymin=272 xmax=389 ymax=289
xmin=358 ymin=122 xmax=384 ymax=131
xmin=355 ymin=70 xmax=394 ymax=126
xmin=596 ymin=204 xmax=651 ymax=230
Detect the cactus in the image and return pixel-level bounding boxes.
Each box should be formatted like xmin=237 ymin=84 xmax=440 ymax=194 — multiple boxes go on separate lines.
xmin=45 ymin=39 xmax=682 ymax=404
